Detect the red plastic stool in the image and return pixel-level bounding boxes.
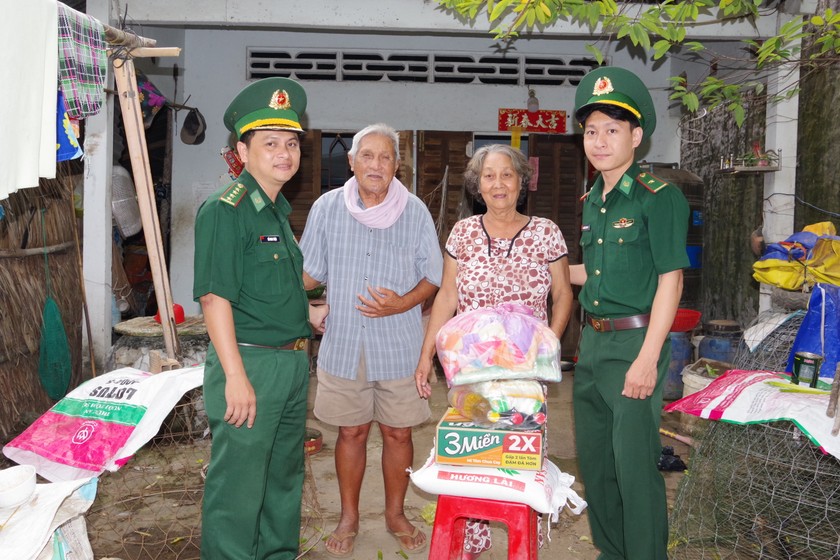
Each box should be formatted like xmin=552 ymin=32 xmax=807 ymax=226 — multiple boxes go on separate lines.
xmin=429 ymin=494 xmax=539 ymax=559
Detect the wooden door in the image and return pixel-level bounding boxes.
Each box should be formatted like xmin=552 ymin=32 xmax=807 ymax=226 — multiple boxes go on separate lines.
xmin=526 ymin=134 xmax=585 ymax=262
xmin=283 ymin=129 xmax=320 ymax=237
xmin=416 ymin=131 xmax=473 ymax=246
xmin=526 ymin=134 xmax=585 ymax=358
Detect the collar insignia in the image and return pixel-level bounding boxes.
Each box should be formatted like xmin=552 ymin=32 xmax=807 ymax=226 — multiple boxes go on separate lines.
xmin=250 ymin=191 xmax=266 ymax=211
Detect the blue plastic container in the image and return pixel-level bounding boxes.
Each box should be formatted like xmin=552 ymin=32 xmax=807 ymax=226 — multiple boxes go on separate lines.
xmin=665 ymin=331 xmax=694 ymax=400
xmin=698 ymin=320 xmax=743 ymax=365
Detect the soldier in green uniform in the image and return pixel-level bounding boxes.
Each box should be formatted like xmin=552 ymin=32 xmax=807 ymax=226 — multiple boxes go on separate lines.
xmin=194 ymin=77 xmax=328 ymax=560
xmin=569 ymin=67 xmax=690 ymax=560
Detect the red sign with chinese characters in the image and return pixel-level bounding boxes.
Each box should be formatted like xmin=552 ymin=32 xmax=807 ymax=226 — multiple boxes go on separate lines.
xmin=498 ymin=109 xmax=567 ymax=134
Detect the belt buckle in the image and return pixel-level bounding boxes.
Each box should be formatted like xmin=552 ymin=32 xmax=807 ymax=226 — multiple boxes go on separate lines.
xmin=592 ymin=318 xmax=604 ymax=332
xmin=293 ymin=338 xmax=307 ymax=351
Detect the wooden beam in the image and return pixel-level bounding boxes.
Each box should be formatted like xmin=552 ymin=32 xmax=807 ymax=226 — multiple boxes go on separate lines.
xmin=112 ymin=56 xmax=181 ymax=363
xmin=106 ymin=47 xmax=182 ymax=58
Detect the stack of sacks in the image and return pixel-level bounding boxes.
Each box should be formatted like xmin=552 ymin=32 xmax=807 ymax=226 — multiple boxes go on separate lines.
xmin=410 ymin=304 xmax=586 ymax=523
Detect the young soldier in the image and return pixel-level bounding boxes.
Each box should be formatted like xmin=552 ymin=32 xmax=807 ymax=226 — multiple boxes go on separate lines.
xmin=569 ymin=67 xmax=690 ymax=560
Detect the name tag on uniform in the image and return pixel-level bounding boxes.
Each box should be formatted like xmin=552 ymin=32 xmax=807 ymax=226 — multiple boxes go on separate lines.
xmin=581 ymin=224 xmax=591 ymax=232
xmin=260 ymin=235 xmax=281 ymax=243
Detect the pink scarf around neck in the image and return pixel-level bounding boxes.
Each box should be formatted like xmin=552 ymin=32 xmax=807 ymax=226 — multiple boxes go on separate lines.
xmin=343 ymin=176 xmax=409 ymax=229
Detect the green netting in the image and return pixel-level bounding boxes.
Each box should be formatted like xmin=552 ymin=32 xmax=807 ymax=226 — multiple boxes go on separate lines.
xmin=38 ymin=295 xmax=71 ymax=400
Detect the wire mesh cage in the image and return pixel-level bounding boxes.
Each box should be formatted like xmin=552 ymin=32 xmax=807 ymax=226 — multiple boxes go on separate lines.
xmin=669 ymin=309 xmax=840 ymax=559
xmin=669 ymin=421 xmax=840 ymax=559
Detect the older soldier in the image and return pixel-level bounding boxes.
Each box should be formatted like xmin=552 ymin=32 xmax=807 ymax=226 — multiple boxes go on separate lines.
xmin=194 ymin=77 xmax=327 ymax=560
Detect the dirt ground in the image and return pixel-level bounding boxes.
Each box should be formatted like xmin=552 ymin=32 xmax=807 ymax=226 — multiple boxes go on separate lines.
xmin=5 ymin=364 xmax=689 ymax=560
xmin=303 ymin=368 xmax=691 ymax=559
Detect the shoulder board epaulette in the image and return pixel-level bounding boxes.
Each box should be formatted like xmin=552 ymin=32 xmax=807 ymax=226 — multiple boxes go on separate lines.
xmin=636 ymin=171 xmax=671 ymax=194
xmin=219 ymin=182 xmax=248 ymax=206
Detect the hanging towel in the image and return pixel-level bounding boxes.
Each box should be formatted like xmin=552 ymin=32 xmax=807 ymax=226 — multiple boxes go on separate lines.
xmin=0 ymin=0 xmax=58 ymax=200
xmin=57 ymin=2 xmax=107 ymax=119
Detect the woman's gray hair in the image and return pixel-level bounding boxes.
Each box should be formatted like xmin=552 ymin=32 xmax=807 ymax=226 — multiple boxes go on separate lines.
xmin=348 ymin=123 xmax=400 ymax=162
xmin=463 ymin=144 xmax=533 ymax=197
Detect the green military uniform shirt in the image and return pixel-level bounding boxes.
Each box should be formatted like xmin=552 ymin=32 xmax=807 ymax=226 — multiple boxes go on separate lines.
xmin=193 ymin=169 xmax=311 ymax=346
xmin=579 ymin=162 xmax=690 ymax=318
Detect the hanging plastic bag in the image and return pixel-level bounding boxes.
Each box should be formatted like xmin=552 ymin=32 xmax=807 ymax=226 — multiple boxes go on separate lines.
xmin=785 ymin=283 xmax=840 ymax=388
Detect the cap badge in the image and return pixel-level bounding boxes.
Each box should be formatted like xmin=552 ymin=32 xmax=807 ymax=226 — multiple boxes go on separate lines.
xmin=269 ymin=90 xmax=291 ymax=110
xmin=592 ymin=77 xmax=614 ymax=96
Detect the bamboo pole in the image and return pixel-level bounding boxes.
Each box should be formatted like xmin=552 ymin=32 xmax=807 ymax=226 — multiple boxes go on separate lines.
xmin=0 ymin=241 xmax=74 ymax=259
xmin=103 ymin=24 xmax=156 ymax=49
xmin=112 ymin=56 xmax=181 ymax=363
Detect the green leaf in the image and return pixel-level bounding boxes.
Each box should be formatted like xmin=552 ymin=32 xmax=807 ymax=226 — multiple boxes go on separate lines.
xmin=539 ymin=1 xmax=552 ymax=18
xmin=730 ymin=103 xmax=746 ymax=127
xmin=489 ymin=0 xmax=514 ymax=22
xmin=585 ymin=43 xmax=605 ymax=65
xmin=653 ymin=39 xmax=672 ymax=59
xmin=684 ymin=92 xmax=699 ymax=113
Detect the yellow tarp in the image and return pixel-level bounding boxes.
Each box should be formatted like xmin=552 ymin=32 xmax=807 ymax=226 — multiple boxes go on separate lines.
xmin=752 ymin=222 xmax=840 ymax=290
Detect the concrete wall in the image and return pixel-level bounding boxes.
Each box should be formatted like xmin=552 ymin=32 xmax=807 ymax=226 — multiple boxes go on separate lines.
xmin=133 ymin=25 xmax=683 ymax=313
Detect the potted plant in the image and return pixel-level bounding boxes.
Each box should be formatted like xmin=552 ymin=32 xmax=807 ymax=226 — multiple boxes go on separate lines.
xmin=739 ymin=143 xmax=778 ymax=168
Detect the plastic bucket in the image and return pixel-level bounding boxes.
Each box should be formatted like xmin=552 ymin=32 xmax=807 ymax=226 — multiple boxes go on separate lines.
xmin=679 ymin=367 xmax=717 ymax=435
xmin=698 ymin=320 xmax=742 ymax=364
xmin=665 ymin=331 xmax=693 ymax=400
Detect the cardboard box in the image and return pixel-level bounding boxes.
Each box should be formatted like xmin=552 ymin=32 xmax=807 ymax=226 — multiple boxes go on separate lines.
xmin=435 ymin=407 xmax=544 ymax=470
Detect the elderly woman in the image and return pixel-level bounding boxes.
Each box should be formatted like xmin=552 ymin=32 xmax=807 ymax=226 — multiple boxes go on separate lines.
xmin=414 ymin=143 xmax=573 ymax=558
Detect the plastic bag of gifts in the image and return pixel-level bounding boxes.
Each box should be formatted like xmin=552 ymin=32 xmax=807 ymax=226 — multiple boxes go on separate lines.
xmin=447 ymin=379 xmax=546 ymax=431
xmin=435 ymin=303 xmax=561 ymax=386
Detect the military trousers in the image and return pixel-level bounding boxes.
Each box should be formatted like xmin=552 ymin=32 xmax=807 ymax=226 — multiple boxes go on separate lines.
xmin=201 ymin=344 xmax=310 ymax=560
xmin=573 ymin=326 xmax=670 ymax=560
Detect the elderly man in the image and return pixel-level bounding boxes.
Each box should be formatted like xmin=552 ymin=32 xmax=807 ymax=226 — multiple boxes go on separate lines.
xmin=194 ymin=77 xmax=328 ymax=560
xmin=299 ymin=123 xmax=442 ymax=557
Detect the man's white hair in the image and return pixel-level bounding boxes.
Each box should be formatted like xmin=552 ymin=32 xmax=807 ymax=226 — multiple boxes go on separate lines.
xmin=348 ymin=123 xmax=400 ymax=162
